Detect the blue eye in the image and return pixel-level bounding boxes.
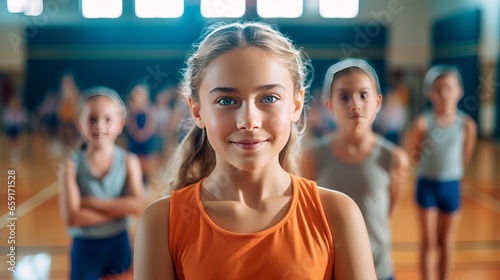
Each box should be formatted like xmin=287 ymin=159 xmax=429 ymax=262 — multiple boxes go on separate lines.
xmin=216 ymin=97 xmax=236 ymax=106
xmin=262 ymin=95 xmax=277 ymax=103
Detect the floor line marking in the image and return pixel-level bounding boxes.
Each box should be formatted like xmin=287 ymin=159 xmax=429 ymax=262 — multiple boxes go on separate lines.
xmin=462 ymin=182 xmax=500 ymax=214
xmin=1 ymin=181 xmax=58 ymax=229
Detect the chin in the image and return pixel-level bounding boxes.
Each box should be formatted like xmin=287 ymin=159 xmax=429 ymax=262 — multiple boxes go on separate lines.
xmin=227 ymin=159 xmax=269 ymax=173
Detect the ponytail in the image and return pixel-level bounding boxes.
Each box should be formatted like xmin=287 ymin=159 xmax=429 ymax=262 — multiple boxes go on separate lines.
xmin=280 ymin=124 xmax=302 ymax=177
xmin=164 ymin=124 xmax=215 ymax=193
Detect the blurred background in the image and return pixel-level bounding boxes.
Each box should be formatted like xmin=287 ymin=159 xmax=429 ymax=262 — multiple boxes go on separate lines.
xmin=0 ymin=0 xmax=499 ymax=279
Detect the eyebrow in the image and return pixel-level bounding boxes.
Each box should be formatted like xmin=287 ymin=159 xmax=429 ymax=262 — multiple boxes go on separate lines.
xmin=208 ymin=84 xmax=286 ymax=94
xmin=335 ymin=87 xmax=372 ymax=92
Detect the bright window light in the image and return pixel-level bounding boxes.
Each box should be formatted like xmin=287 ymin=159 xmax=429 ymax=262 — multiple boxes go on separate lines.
xmin=7 ymin=0 xmax=43 ymax=16
xmin=7 ymin=0 xmax=28 ymax=13
xmin=13 ymin=253 xmax=51 ymax=280
xmin=135 ymin=0 xmax=184 ymax=18
xmin=320 ymin=0 xmax=359 ymax=18
xmin=257 ymin=0 xmax=302 ymax=18
xmin=82 ymin=0 xmax=122 ymax=18
xmin=201 ymin=0 xmax=245 ymax=18
xmin=24 ymin=0 xmax=43 ymax=16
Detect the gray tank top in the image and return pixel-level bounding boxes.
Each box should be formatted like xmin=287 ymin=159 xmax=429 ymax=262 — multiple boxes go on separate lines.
xmin=418 ymin=111 xmax=465 ymax=181
xmin=312 ymin=136 xmax=394 ymax=279
xmin=68 ymin=145 xmax=129 ymax=238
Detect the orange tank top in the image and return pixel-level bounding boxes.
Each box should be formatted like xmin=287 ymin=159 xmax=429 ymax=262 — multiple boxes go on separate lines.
xmin=169 ymin=175 xmax=334 ymax=280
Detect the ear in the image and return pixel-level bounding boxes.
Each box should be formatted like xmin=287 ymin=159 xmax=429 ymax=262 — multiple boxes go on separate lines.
xmin=188 ymin=97 xmax=205 ymax=128
xmin=292 ymin=88 xmax=305 ymax=122
xmin=325 ymin=100 xmax=335 ymax=117
xmin=376 ymin=93 xmax=383 ymax=113
xmin=117 ymin=119 xmax=125 ymax=135
xmin=76 ymin=119 xmax=86 ymax=141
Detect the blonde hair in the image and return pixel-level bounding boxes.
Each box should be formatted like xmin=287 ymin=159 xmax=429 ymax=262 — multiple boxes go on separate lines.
xmin=165 ymin=21 xmax=311 ymax=193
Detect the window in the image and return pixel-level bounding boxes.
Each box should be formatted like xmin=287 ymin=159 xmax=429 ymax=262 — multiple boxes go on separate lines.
xmin=257 ymin=0 xmax=302 ymax=18
xmin=7 ymin=0 xmax=42 ymax=16
xmin=24 ymin=0 xmax=43 ymax=16
xmin=201 ymin=0 xmax=245 ymax=18
xmin=7 ymin=0 xmax=27 ymax=13
xmin=135 ymin=0 xmax=184 ymax=18
xmin=82 ymin=0 xmax=122 ymax=18
xmin=319 ymin=0 xmax=359 ymax=18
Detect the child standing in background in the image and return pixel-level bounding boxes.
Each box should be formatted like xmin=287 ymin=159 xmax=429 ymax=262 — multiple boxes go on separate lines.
xmin=58 ymin=73 xmax=80 ymax=147
xmin=134 ymin=22 xmax=376 ymax=279
xmin=409 ymin=65 xmax=477 ymax=280
xmin=2 ymin=96 xmax=28 ymax=162
xmin=126 ymin=84 xmax=157 ymax=186
xmin=305 ymin=59 xmax=409 ymax=280
xmin=58 ymin=87 xmax=144 ymax=280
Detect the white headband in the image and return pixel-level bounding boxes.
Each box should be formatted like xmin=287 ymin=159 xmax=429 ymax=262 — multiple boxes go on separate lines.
xmin=322 ymin=58 xmax=381 ymax=100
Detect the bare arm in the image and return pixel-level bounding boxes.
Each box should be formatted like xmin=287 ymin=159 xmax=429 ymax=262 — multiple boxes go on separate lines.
xmin=81 ymin=153 xmax=145 ymax=217
xmin=407 ymin=115 xmax=427 ymax=169
xmin=58 ymin=156 xmax=117 ymax=227
xmin=389 ymin=147 xmax=409 ymax=218
xmin=134 ymin=197 xmax=176 ymax=279
xmin=319 ymin=188 xmax=376 ymax=280
xmin=463 ymin=116 xmax=477 ymax=167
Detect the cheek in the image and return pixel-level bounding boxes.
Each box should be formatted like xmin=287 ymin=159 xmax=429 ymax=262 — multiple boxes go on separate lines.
xmin=268 ymin=108 xmax=293 ymax=132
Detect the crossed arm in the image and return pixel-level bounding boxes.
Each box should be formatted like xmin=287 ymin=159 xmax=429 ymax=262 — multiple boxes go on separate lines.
xmin=58 ymin=153 xmax=144 ymax=227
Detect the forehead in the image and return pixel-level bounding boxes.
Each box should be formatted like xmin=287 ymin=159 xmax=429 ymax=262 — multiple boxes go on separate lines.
xmin=201 ymin=47 xmax=293 ymax=91
xmin=83 ymin=96 xmax=120 ymax=113
xmin=331 ymin=71 xmax=375 ymax=90
xmin=433 ymin=73 xmax=460 ymax=86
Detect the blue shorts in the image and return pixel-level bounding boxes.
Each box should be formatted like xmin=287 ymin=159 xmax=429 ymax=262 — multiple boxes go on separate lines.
xmin=416 ymin=178 xmax=461 ymax=213
xmin=70 ymin=230 xmax=131 ymax=280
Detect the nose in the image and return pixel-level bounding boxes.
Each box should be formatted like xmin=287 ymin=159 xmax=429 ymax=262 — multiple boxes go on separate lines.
xmin=236 ymin=102 xmax=262 ymax=130
xmin=351 ymin=97 xmax=362 ymax=111
xmin=94 ymin=119 xmax=105 ymax=130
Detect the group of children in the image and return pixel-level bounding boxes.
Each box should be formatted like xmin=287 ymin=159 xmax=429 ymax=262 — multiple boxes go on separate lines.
xmin=57 ymin=21 xmax=477 ymax=280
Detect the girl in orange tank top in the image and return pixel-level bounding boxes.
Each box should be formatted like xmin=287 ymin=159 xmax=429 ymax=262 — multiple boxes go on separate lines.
xmin=134 ymin=21 xmax=376 ymax=280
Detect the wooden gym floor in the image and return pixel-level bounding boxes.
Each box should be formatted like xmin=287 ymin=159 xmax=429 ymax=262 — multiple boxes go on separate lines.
xmin=0 ymin=132 xmax=499 ymax=279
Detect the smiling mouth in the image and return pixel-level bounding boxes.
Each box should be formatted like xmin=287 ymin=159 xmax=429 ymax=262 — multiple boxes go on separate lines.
xmin=231 ymin=140 xmax=267 ymax=151
xmin=92 ymin=133 xmax=106 ymax=138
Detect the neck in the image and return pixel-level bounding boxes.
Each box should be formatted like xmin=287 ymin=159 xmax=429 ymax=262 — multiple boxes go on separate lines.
xmin=336 ymin=125 xmax=374 ymax=147
xmin=433 ymin=108 xmax=458 ymax=124
xmin=434 ymin=107 xmax=457 ymax=116
xmin=204 ymin=159 xmax=292 ymax=203
xmin=86 ymin=143 xmax=114 ymax=157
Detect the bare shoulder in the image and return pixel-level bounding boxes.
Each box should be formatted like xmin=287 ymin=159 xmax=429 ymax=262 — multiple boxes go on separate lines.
xmin=317 ymin=187 xmax=362 ymax=224
xmin=316 ymin=187 xmax=376 ymax=278
xmin=135 ymin=196 xmax=175 ymax=279
xmin=391 ymin=145 xmax=409 ymax=168
xmin=125 ymin=152 xmax=141 ymax=167
xmin=463 ymin=115 xmax=477 ymax=134
xmin=139 ymin=196 xmax=171 ymax=224
xmin=412 ymin=114 xmax=427 ymax=132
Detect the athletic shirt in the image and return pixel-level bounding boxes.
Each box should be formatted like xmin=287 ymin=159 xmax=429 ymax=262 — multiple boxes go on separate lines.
xmin=68 ymin=145 xmax=129 ymax=238
xmin=169 ymin=175 xmax=334 ymax=280
xmin=312 ymin=136 xmax=394 ymax=279
xmin=418 ymin=111 xmax=465 ymax=181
